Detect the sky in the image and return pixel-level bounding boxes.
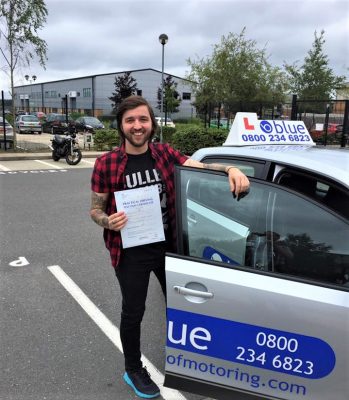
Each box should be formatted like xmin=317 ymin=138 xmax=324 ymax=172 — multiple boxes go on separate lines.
xmin=1 ymin=0 xmax=348 ymax=98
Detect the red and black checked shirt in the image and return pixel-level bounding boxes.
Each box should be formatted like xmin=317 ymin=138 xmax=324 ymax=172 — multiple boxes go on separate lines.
xmin=91 ymin=142 xmax=188 ymax=268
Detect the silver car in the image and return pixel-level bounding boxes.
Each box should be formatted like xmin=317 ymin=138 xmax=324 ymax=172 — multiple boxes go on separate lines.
xmin=15 ymin=114 xmax=42 ymax=134
xmin=164 ymin=113 xmax=349 ymax=400
xmin=0 ymin=117 xmax=14 ymax=148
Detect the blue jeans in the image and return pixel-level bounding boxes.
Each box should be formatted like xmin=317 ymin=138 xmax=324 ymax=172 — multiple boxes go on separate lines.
xmin=115 ymin=260 xmax=166 ymax=372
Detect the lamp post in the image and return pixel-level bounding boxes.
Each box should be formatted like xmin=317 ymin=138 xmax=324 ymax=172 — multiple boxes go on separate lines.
xmin=158 ymin=33 xmax=168 ymax=143
xmin=25 ymin=74 xmax=37 ymax=113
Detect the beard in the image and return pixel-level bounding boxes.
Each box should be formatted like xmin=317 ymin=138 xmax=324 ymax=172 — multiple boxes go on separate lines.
xmin=123 ymin=129 xmax=153 ymax=148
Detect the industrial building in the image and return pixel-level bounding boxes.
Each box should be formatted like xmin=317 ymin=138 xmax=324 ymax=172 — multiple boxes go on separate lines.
xmin=13 ymin=68 xmax=195 ymax=119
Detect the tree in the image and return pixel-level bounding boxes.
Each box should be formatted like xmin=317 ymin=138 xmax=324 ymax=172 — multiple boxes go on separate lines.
xmin=186 ymin=29 xmax=288 ymax=123
xmin=109 ymin=72 xmax=138 ymax=114
xmin=284 ymin=30 xmax=346 ymax=112
xmin=157 ymin=75 xmax=181 ymax=122
xmin=0 ymin=0 xmax=48 ymax=145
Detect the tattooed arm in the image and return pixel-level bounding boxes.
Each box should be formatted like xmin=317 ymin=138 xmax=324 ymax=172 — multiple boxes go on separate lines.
xmin=90 ymin=192 xmax=110 ymax=228
xmin=90 ymin=192 xmax=128 ymax=231
xmin=183 ymin=158 xmax=250 ymax=195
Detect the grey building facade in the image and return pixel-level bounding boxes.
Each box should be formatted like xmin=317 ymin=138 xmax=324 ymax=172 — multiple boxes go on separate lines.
xmin=13 ymin=68 xmax=196 ymax=119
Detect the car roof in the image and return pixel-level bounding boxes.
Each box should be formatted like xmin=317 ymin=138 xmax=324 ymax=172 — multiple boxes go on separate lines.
xmin=192 ymin=112 xmax=349 ymax=187
xmin=192 ymin=145 xmax=349 ymax=187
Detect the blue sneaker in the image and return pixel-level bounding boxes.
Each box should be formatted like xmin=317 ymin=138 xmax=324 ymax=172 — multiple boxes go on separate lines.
xmin=123 ymin=367 xmax=160 ymax=398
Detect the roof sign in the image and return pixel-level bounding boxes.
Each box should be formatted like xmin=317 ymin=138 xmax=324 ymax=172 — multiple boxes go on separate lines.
xmin=223 ymin=112 xmax=315 ymax=146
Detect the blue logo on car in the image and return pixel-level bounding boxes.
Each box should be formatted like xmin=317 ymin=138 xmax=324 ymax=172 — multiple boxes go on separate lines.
xmin=260 ymin=120 xmax=273 ymax=134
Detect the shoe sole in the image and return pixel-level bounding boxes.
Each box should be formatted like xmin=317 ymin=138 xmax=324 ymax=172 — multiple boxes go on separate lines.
xmin=123 ymin=372 xmax=160 ymax=399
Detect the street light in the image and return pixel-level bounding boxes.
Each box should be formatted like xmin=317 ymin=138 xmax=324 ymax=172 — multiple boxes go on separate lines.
xmin=159 ymin=33 xmax=168 ymax=143
xmin=25 ymin=74 xmax=37 ymax=113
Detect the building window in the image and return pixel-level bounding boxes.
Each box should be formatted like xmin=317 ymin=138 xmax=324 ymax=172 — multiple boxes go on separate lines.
xmin=137 ymin=89 xmax=143 ymax=96
xmin=182 ymin=92 xmax=191 ymax=100
xmin=44 ymin=91 xmax=49 ymax=98
xmin=83 ymin=88 xmax=91 ymax=97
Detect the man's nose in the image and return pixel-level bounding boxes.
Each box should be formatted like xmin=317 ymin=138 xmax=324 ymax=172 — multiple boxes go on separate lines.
xmin=134 ymin=119 xmax=142 ymax=129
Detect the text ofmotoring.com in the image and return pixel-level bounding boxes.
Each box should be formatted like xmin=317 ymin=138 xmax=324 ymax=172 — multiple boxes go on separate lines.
xmin=166 ymin=353 xmax=307 ymax=396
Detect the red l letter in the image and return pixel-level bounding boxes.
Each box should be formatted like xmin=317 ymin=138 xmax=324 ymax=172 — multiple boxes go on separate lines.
xmin=243 ymin=117 xmax=254 ymax=130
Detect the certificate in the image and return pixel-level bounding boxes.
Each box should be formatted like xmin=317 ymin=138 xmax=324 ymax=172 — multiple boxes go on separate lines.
xmin=114 ymin=185 xmax=165 ymax=249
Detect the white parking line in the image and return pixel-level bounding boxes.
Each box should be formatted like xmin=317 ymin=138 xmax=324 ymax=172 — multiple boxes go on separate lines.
xmin=0 ymin=163 xmax=11 ymax=171
xmin=80 ymin=159 xmax=95 ymax=165
xmin=34 ymin=159 xmax=64 ymax=169
xmin=47 ymin=265 xmax=187 ymax=400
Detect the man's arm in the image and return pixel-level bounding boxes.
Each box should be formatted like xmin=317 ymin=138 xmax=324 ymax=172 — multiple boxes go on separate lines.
xmin=183 ymin=158 xmax=250 ymax=195
xmin=90 ymin=192 xmax=110 ymax=228
xmin=90 ymin=192 xmax=128 ymax=231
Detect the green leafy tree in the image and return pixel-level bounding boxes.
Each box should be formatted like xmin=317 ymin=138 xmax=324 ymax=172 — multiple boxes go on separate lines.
xmin=0 ymin=0 xmax=48 ymax=145
xmin=157 ymin=75 xmax=181 ymax=122
xmin=187 ymin=29 xmax=288 ymax=122
xmin=109 ymin=72 xmax=138 ymax=114
xmin=284 ymin=30 xmax=346 ymax=112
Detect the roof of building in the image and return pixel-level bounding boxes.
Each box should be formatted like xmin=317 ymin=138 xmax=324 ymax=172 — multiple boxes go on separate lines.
xmin=14 ymin=68 xmax=195 ymax=88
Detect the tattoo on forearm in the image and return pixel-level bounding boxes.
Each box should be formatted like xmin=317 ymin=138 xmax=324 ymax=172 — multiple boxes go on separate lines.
xmin=202 ymin=163 xmax=229 ymax=172
xmin=90 ymin=192 xmax=109 ymax=228
xmin=92 ymin=210 xmax=109 ymax=228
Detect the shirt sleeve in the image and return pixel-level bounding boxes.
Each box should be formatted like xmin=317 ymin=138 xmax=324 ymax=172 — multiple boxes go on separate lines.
xmin=167 ymin=144 xmax=189 ymax=165
xmin=91 ymin=156 xmax=107 ymax=193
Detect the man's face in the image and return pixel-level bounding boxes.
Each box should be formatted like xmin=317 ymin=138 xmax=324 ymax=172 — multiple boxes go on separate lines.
xmin=121 ymin=105 xmax=153 ymax=153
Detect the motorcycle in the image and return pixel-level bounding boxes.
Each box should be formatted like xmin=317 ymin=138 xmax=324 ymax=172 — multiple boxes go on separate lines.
xmin=49 ymin=129 xmax=82 ymax=165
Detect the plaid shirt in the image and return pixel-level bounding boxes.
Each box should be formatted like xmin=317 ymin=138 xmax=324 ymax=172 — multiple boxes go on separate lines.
xmin=91 ymin=142 xmax=188 ymax=268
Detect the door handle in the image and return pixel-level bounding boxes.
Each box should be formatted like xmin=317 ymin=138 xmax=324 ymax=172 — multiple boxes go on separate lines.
xmin=173 ymin=286 xmax=214 ymax=299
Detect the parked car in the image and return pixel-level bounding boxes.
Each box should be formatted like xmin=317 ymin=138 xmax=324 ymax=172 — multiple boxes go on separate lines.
xmin=335 ymin=124 xmax=349 ymax=144
xmin=311 ymin=122 xmax=339 ymax=138
xmin=155 ymin=116 xmax=176 ymax=128
xmin=0 ymin=117 xmax=14 ymax=145
xmin=210 ymin=117 xmax=229 ymax=128
xmin=42 ymin=113 xmax=75 ymax=134
xmin=15 ymin=114 xmax=42 ymax=134
xmin=74 ymin=116 xmax=104 ymax=133
xmin=164 ymin=112 xmax=349 ymax=400
xmin=15 ymin=110 xmax=26 ymax=116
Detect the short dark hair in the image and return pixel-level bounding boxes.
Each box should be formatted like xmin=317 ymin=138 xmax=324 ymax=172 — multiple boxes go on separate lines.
xmin=116 ymin=95 xmax=158 ymax=141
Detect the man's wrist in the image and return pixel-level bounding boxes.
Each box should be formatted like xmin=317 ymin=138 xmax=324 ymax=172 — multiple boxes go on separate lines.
xmin=225 ymin=166 xmax=238 ymax=174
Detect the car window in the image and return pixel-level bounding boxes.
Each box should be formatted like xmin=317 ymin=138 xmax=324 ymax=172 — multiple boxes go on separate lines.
xmin=277 ymin=170 xmax=349 ymax=219
xmin=23 ymin=116 xmax=39 ymax=122
xmin=176 ymin=167 xmax=349 ymax=288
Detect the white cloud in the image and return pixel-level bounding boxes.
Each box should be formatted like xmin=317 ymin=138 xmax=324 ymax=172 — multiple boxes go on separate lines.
xmin=1 ymin=0 xmax=348 ymax=99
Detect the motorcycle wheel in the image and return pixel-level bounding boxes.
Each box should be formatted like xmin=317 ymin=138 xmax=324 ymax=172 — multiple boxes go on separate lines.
xmin=52 ymin=151 xmax=60 ymax=161
xmin=66 ymin=148 xmax=82 ymax=165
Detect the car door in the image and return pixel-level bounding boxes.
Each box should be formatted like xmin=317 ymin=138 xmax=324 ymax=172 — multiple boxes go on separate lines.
xmin=164 ymin=166 xmax=349 ymax=400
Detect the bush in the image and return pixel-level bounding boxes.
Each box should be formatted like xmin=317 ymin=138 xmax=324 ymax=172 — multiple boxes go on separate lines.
xmin=93 ymin=129 xmax=120 ymax=150
xmin=171 ymin=126 xmax=228 ymax=155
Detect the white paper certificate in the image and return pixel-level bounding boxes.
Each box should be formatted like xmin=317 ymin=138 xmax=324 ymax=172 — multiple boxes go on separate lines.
xmin=114 ymin=185 xmax=165 ymax=249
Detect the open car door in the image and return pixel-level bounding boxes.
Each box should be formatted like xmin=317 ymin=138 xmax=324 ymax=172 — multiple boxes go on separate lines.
xmin=164 ymin=166 xmax=349 ymax=400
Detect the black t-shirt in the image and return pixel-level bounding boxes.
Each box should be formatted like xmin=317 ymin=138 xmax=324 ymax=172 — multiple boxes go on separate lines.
xmin=120 ymin=149 xmax=169 ymax=265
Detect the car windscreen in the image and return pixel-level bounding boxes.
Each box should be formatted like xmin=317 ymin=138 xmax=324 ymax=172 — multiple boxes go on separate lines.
xmin=23 ymin=116 xmax=39 ymax=122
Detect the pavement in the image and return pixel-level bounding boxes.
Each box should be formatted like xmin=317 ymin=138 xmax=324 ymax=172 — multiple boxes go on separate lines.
xmin=0 ymin=132 xmax=105 ymax=161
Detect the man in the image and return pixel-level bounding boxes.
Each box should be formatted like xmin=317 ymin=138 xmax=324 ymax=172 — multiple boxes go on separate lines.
xmin=90 ymin=95 xmax=249 ymax=398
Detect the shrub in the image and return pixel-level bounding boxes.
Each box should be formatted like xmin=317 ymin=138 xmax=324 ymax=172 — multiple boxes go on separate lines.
xmin=93 ymin=129 xmax=120 ymax=150
xmin=171 ymin=126 xmax=228 ymax=155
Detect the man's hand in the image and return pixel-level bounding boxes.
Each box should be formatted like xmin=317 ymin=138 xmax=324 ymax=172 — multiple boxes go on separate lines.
xmin=225 ymin=166 xmax=250 ymax=195
xmin=108 ymin=211 xmax=128 ymax=231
